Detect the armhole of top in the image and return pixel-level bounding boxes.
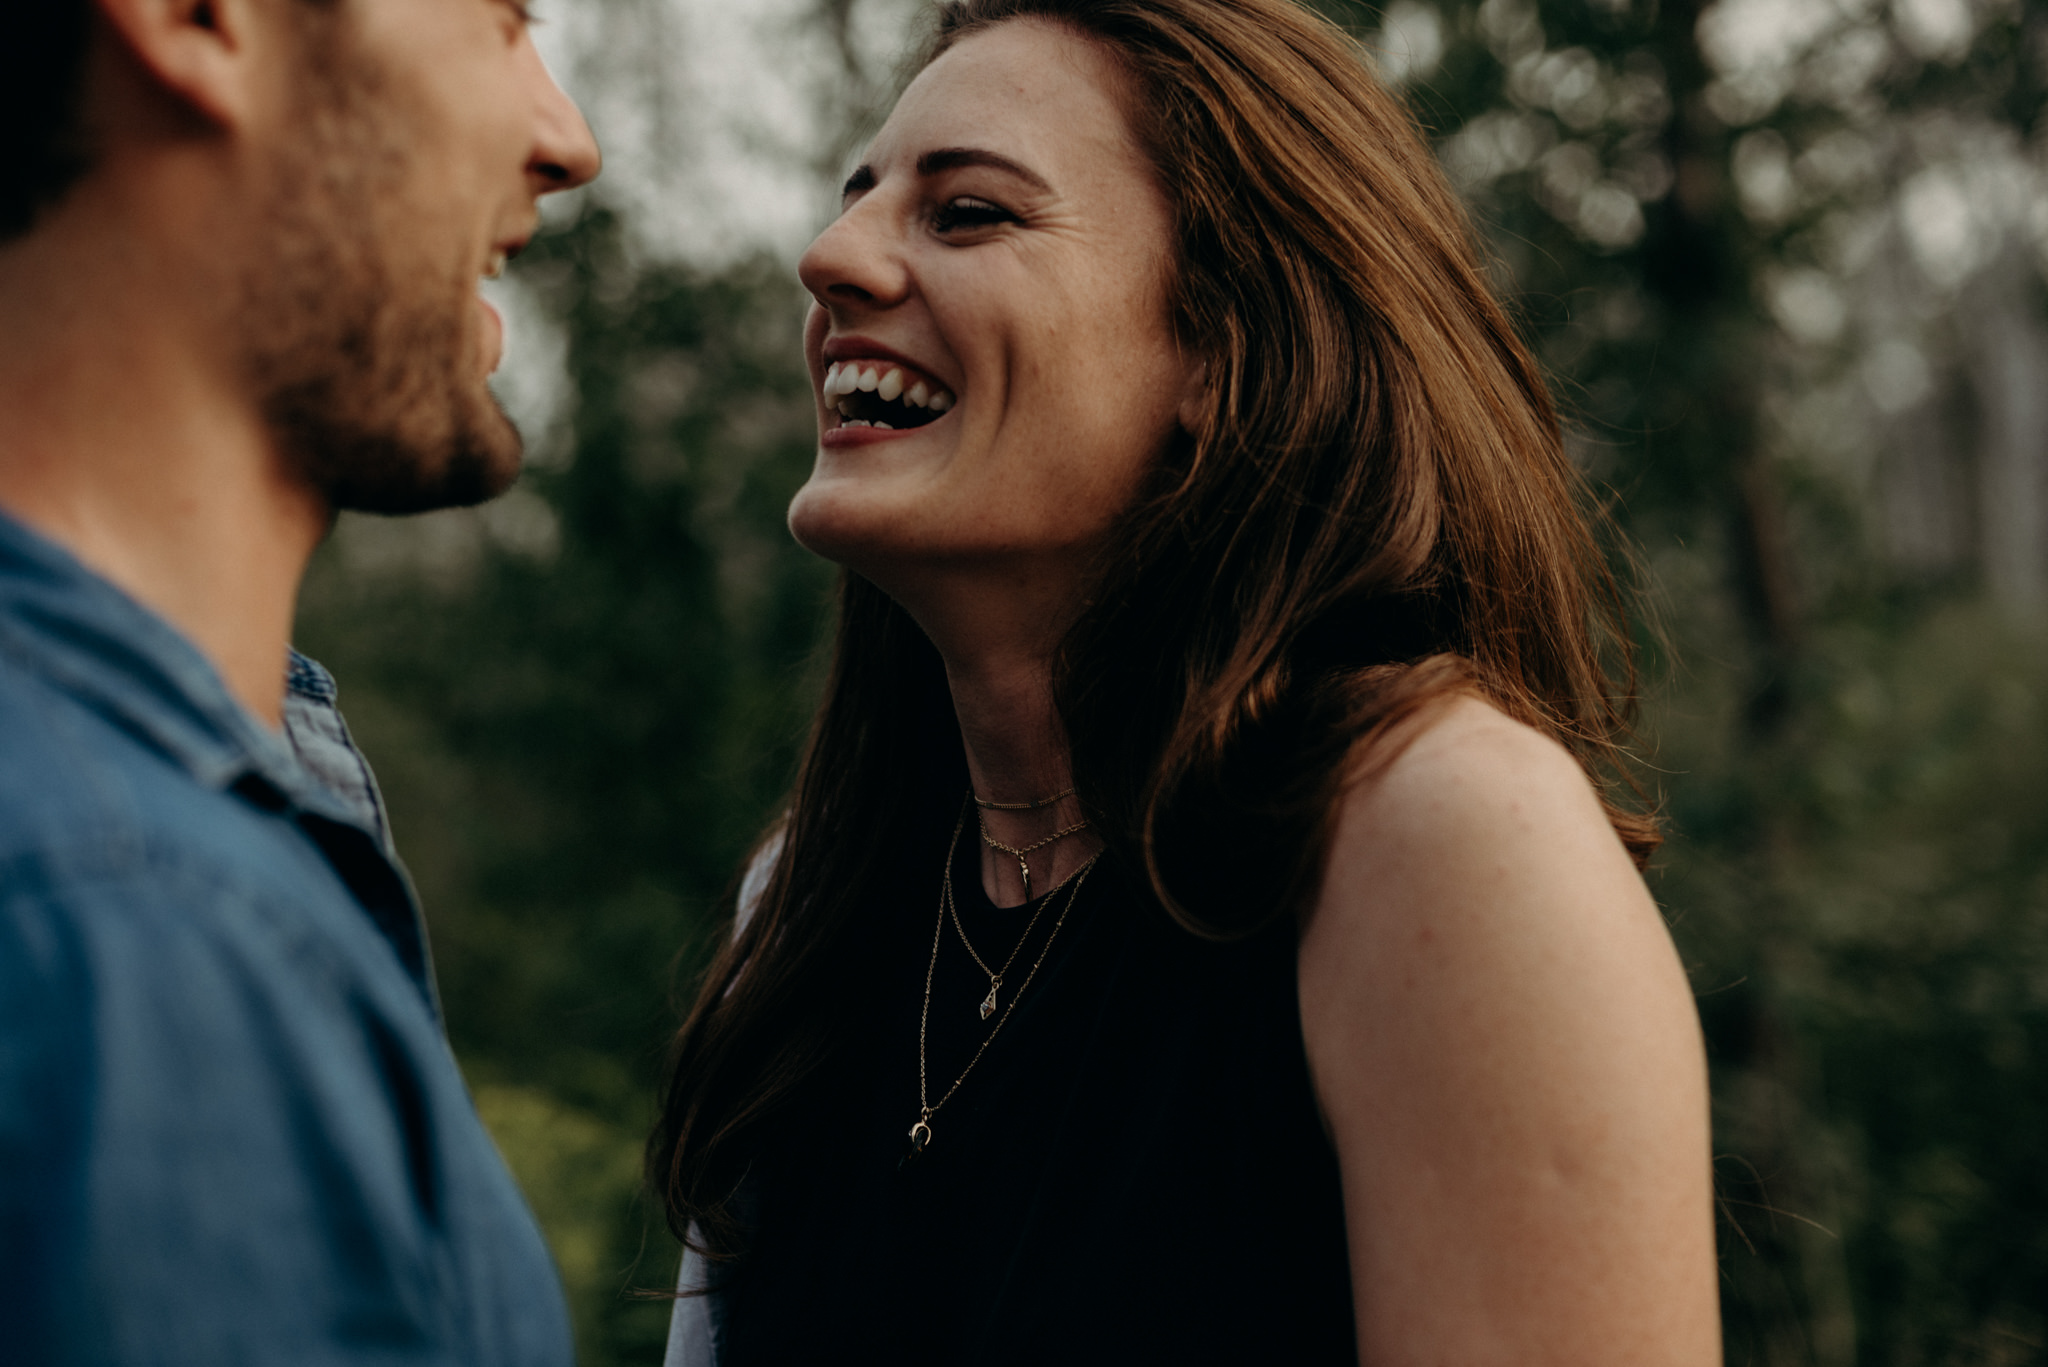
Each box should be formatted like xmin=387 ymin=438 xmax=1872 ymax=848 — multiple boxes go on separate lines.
xmin=664 ymin=1240 xmax=719 ymax=1366
xmin=732 ymin=826 xmax=784 ymax=939
xmin=666 ymin=829 xmax=783 ymax=1365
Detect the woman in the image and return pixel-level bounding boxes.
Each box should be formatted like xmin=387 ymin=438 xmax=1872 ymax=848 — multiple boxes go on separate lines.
xmin=652 ymin=0 xmax=1719 ymax=1361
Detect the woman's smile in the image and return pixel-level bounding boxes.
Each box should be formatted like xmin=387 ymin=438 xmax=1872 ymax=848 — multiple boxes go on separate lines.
xmin=817 ymin=343 xmax=957 ymax=446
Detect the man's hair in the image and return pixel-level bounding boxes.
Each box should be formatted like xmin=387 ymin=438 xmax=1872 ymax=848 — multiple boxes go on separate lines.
xmin=6 ymin=0 xmax=96 ymax=240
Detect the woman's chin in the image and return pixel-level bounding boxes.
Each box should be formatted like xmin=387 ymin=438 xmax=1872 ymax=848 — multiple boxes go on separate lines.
xmin=786 ymin=482 xmax=911 ymax=568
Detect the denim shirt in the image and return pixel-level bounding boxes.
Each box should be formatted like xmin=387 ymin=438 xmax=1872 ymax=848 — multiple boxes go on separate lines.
xmin=0 ymin=510 xmax=571 ymax=1366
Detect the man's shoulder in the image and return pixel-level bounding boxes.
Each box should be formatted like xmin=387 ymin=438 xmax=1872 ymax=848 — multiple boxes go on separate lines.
xmin=0 ymin=648 xmax=197 ymax=848
xmin=0 ymin=648 xmax=148 ymax=845
xmin=0 ymin=662 xmax=571 ymax=1367
xmin=0 ymin=651 xmax=323 ymax=917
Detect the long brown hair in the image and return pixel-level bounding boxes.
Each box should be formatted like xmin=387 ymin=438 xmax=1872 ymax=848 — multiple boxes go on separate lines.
xmin=651 ymin=0 xmax=1656 ymax=1256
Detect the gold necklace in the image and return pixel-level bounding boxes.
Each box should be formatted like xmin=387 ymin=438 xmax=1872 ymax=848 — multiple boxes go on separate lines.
xmin=976 ymin=809 xmax=1089 ymax=903
xmin=972 ymin=786 xmax=1076 ymax=811
xmin=909 ymin=806 xmax=1098 ymax=1160
xmin=949 ymin=855 xmax=1089 ymax=1020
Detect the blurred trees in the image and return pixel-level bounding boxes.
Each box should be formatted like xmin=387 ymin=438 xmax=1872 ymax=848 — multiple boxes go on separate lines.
xmin=295 ymin=0 xmax=2048 ymax=1362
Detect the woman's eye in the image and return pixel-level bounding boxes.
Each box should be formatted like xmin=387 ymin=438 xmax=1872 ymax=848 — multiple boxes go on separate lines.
xmin=932 ymin=198 xmax=1016 ymax=234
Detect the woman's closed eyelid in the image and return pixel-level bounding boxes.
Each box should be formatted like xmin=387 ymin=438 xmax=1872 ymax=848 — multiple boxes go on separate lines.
xmin=932 ymin=196 xmax=1019 ymax=232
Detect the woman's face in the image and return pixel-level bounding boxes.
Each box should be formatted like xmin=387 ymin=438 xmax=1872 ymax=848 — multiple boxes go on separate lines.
xmin=790 ymin=20 xmax=1194 ymax=590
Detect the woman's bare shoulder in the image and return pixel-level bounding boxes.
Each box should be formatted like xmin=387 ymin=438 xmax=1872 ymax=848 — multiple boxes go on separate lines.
xmin=1335 ymin=694 xmax=1619 ymax=876
xmin=1304 ymin=692 xmax=1668 ymax=1022
xmin=1303 ymin=689 xmax=1674 ymax=1031
xmin=1300 ymin=698 xmax=1718 ymax=1364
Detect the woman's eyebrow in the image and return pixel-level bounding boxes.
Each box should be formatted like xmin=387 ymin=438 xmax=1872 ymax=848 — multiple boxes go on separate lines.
xmin=915 ymin=147 xmax=1054 ymax=193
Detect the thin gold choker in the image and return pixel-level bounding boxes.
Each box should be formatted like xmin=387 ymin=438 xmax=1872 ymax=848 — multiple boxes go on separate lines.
xmin=971 ymin=786 xmax=1075 ymax=812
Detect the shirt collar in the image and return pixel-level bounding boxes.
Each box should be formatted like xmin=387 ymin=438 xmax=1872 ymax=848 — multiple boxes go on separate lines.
xmin=0 ymin=507 xmax=371 ymax=834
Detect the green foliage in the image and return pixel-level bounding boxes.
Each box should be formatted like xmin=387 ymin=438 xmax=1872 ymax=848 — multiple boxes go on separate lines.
xmin=1661 ymin=596 xmax=2048 ymax=1363
xmin=473 ymin=1082 xmax=647 ymax=1349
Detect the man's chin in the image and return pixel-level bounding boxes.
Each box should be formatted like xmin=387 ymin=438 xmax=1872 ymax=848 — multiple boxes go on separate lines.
xmin=285 ymin=409 xmax=526 ymax=516
xmin=334 ymin=446 xmax=523 ymax=516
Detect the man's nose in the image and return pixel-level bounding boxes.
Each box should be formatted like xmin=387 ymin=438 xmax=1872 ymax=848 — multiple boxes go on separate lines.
xmin=527 ymin=54 xmax=601 ymax=193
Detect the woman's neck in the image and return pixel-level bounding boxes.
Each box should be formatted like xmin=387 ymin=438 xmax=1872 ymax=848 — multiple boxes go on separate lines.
xmin=943 ymin=649 xmax=1102 ymax=909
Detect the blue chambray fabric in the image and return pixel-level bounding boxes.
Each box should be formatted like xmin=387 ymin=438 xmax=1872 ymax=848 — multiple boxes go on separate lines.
xmin=0 ymin=509 xmax=571 ymax=1367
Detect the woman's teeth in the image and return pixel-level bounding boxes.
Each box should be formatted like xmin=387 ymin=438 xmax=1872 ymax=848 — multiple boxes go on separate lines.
xmin=821 ymin=362 xmax=955 ymax=416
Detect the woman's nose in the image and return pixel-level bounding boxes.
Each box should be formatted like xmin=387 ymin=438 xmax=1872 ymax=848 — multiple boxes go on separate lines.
xmin=798 ymin=199 xmax=911 ymax=314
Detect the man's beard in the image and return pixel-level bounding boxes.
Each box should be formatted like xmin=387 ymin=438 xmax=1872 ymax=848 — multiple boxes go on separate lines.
xmin=240 ymin=26 xmax=522 ymax=515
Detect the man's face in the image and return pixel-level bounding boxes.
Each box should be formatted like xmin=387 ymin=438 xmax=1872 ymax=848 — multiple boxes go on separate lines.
xmin=243 ymin=0 xmax=599 ymax=514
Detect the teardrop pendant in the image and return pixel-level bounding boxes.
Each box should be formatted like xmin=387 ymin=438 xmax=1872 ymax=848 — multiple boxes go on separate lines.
xmin=979 ymin=984 xmax=998 ymax=1020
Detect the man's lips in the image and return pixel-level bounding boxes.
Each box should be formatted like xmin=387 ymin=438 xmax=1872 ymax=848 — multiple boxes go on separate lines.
xmin=476 ymin=295 xmax=506 ymax=377
xmin=487 ymin=226 xmax=535 ymax=277
xmin=475 ymin=233 xmax=531 ymax=378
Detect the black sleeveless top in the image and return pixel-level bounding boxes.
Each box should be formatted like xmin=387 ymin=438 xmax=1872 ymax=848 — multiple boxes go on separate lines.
xmin=714 ymin=835 xmax=1357 ymax=1365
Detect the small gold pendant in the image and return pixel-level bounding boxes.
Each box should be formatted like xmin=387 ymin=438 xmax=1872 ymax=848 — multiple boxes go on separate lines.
xmin=979 ymin=984 xmax=998 ymax=1020
xmin=908 ymin=1119 xmax=932 ymax=1154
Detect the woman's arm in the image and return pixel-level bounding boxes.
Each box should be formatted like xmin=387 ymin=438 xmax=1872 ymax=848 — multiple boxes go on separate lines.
xmin=1299 ymin=697 xmax=1718 ymax=1366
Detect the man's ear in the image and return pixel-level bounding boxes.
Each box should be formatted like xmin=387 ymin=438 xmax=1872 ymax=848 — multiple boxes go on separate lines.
xmin=92 ymin=0 xmax=262 ymax=131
